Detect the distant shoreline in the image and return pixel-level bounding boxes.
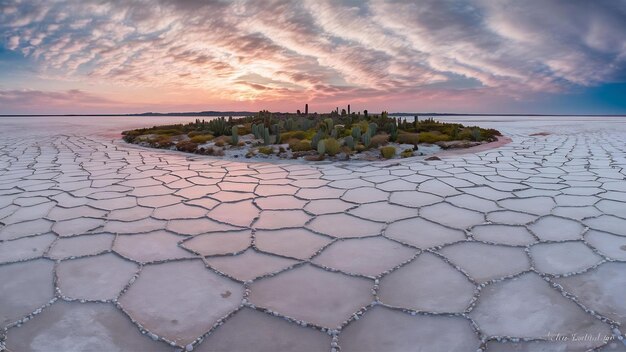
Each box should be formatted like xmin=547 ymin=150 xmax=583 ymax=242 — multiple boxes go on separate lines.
xmin=1 ymin=113 xmax=625 ymax=117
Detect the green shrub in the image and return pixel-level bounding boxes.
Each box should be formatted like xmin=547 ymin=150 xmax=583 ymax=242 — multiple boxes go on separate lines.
xmin=188 ymin=130 xmax=213 ymax=138
xmin=397 ymin=132 xmax=420 ymax=145
xmin=418 ymin=132 xmax=449 ymax=144
xmin=371 ymin=133 xmax=389 ymax=147
xmin=258 ymin=146 xmax=273 ymax=155
xmin=176 ymin=140 xmax=198 ymax=153
xmin=291 ymin=140 xmax=312 ymax=152
xmin=324 ymin=138 xmax=340 ymax=156
xmin=281 ymin=131 xmax=307 ymax=141
xmin=400 ymin=149 xmax=414 ymax=158
xmin=380 ymin=146 xmax=396 ymax=159
xmin=190 ymin=134 xmax=214 ymax=144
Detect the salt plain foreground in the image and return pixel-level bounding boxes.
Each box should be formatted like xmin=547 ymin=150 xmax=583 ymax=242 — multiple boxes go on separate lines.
xmin=1 ymin=116 xmax=626 ymax=352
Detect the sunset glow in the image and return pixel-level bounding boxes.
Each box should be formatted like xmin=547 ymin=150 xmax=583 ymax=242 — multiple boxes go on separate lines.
xmin=1 ymin=0 xmax=626 ymax=114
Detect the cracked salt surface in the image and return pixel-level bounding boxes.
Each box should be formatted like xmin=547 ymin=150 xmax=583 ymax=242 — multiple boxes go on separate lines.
xmin=1 ymin=115 xmax=626 ymax=351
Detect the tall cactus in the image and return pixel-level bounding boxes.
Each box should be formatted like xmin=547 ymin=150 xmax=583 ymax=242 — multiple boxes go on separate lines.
xmin=263 ymin=127 xmax=270 ymax=145
xmin=273 ymin=124 xmax=281 ymax=144
xmin=361 ymin=132 xmax=371 ymax=147
xmin=311 ymin=130 xmax=322 ymax=149
xmin=368 ymin=123 xmax=377 ymax=137
xmin=231 ymin=126 xmax=239 ymax=145
xmin=344 ymin=136 xmax=355 ymax=150
xmin=317 ymin=140 xmax=326 ymax=155
xmin=352 ymin=126 xmax=361 ymax=140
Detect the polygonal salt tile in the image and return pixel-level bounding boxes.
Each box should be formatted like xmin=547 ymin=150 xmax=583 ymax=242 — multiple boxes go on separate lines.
xmin=312 ymin=237 xmax=416 ymax=277
xmin=530 ymin=241 xmax=603 ymax=275
xmin=376 ymin=179 xmax=417 ymax=192
xmin=114 ymin=231 xmax=195 ymax=263
xmin=211 ymin=191 xmax=255 ymax=203
xmin=339 ymin=306 xmax=480 ymax=352
xmin=555 ymin=194 xmax=599 ymax=207
xmin=0 ymin=218 xmax=53 ymax=240
xmin=56 ymin=253 xmax=138 ymax=301
xmin=460 ymin=186 xmax=511 ymax=201
xmin=439 ymin=242 xmax=530 ymax=282
xmin=529 ymin=216 xmax=584 ymax=241
xmin=5 ymin=301 xmax=172 ymax=352
xmin=498 ymin=196 xmax=556 ymax=215
xmin=295 ymin=186 xmax=345 ymax=200
xmin=447 ymin=194 xmax=501 ymax=213
xmin=0 ymin=259 xmax=54 ymax=327
xmin=248 ymin=264 xmax=372 ymax=328
xmin=119 ymin=260 xmax=243 ymax=346
xmin=595 ymin=199 xmax=626 ymax=218
xmin=385 ymin=217 xmax=466 ymax=248
xmin=470 ymin=273 xmax=610 ymax=349
xmin=551 ymin=206 xmax=602 ymax=220
xmin=185 ymin=198 xmax=220 ymax=210
xmin=303 ymin=199 xmax=354 ymax=215
xmin=52 ymin=217 xmax=105 ymax=237
xmin=584 ymin=215 xmax=626 ymax=237
xmin=175 ymin=185 xmax=220 ymax=199
xmin=205 ymin=249 xmax=298 ymax=281
xmin=254 ymin=184 xmax=298 ymax=196
xmin=181 ymin=230 xmax=251 ymax=255
xmin=209 ymin=200 xmax=260 ymax=227
xmin=0 ymin=233 xmax=56 ymax=264
xmin=486 ymin=210 xmax=537 ymax=225
xmin=152 ymin=203 xmax=207 ymax=220
xmin=420 ymin=203 xmax=484 ymax=229
xmin=107 ymin=206 xmax=154 ymax=221
xmin=254 ymin=229 xmax=332 ymax=260
xmin=254 ymin=210 xmax=311 ymax=229
xmin=218 ymin=181 xmax=256 ymax=193
xmin=341 ymin=187 xmax=388 ymax=203
xmin=167 ymin=218 xmax=239 ymax=236
xmin=348 ymin=202 xmax=417 ymax=222
xmin=388 ymin=191 xmax=442 ymax=208
xmin=417 ymin=179 xmax=461 ymax=197
xmin=0 ymin=201 xmax=56 ymax=224
xmin=291 ymin=179 xmax=329 ymax=188
xmin=137 ymin=194 xmax=184 ymax=208
xmin=130 ymin=185 xmax=174 ymax=197
xmin=378 ymin=253 xmax=475 ymax=312
xmin=471 ymin=224 xmax=536 ymax=246
xmin=89 ymin=196 xmax=137 ymax=211
xmin=585 ymin=229 xmax=626 ymax=261
xmin=307 ymin=213 xmax=384 ymax=238
xmin=195 ymin=308 xmax=330 ymax=352
xmin=46 ymin=205 xmax=107 ymax=221
xmin=102 ymin=218 xmax=167 ymax=234
xmin=254 ymin=195 xmax=307 ymax=210
xmin=556 ymin=262 xmax=626 ymax=326
xmin=47 ymin=233 xmax=114 ymax=260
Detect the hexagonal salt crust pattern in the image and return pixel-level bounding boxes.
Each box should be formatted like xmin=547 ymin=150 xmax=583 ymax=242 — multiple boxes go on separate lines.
xmin=1 ymin=124 xmax=626 ymax=351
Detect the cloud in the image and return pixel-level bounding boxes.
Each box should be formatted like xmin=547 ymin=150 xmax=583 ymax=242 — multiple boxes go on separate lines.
xmin=0 ymin=89 xmax=120 ymax=113
xmin=0 ymin=0 xmax=625 ymax=112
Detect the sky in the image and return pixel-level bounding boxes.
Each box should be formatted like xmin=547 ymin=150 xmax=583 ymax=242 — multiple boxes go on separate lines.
xmin=1 ymin=0 xmax=626 ymax=115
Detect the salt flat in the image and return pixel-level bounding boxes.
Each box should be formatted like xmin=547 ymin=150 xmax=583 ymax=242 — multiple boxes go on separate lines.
xmin=1 ymin=116 xmax=626 ymax=351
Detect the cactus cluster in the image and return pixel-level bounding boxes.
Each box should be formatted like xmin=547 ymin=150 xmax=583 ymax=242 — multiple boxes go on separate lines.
xmin=231 ymin=126 xmax=238 ymax=145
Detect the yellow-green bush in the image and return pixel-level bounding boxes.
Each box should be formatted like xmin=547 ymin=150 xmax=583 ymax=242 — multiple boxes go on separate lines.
xmin=281 ymin=131 xmax=307 ymax=141
xmin=380 ymin=146 xmax=396 ymax=159
xmin=291 ymin=140 xmax=312 ymax=152
xmin=418 ymin=132 xmax=450 ymax=144
xmin=258 ymin=146 xmax=273 ymax=155
xmin=400 ymin=149 xmax=414 ymax=158
xmin=324 ymin=138 xmax=340 ymax=156
xmin=371 ymin=133 xmax=389 ymax=147
xmin=190 ymin=134 xmax=214 ymax=144
xmin=397 ymin=132 xmax=420 ymax=145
